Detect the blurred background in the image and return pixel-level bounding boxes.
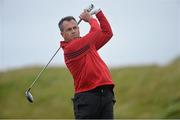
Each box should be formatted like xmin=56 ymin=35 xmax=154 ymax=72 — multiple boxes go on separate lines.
xmin=0 ymin=0 xmax=180 ymax=119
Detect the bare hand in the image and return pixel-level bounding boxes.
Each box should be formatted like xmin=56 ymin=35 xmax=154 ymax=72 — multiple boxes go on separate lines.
xmin=79 ymin=9 xmax=92 ymax=23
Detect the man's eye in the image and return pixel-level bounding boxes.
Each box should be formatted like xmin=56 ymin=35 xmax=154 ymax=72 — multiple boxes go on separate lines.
xmin=73 ymin=26 xmax=77 ymax=29
xmin=67 ymin=28 xmax=72 ymax=31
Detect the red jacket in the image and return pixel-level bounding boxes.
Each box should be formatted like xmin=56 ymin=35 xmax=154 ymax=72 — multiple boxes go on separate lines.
xmin=60 ymin=11 xmax=114 ymax=93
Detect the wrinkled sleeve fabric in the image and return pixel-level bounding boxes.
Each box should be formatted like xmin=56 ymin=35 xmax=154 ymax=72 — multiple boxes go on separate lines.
xmin=83 ymin=10 xmax=113 ymax=50
xmin=94 ymin=11 xmax=113 ymax=50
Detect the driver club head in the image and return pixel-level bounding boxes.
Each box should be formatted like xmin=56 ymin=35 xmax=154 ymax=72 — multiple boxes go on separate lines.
xmin=25 ymin=89 xmax=34 ymax=103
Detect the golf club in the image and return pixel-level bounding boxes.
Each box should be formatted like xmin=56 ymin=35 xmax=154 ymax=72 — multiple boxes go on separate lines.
xmin=25 ymin=4 xmax=95 ymax=103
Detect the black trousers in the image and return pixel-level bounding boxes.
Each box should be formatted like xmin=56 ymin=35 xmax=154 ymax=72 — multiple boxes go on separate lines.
xmin=72 ymin=85 xmax=116 ymax=119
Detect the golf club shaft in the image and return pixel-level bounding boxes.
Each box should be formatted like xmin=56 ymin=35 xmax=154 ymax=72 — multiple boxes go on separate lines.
xmin=77 ymin=19 xmax=82 ymax=25
xmin=28 ymin=47 xmax=60 ymax=90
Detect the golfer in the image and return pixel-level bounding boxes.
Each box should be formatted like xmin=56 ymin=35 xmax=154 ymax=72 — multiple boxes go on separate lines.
xmin=59 ymin=9 xmax=115 ymax=119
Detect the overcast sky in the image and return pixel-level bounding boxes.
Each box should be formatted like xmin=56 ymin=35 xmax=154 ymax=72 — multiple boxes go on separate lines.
xmin=0 ymin=0 xmax=179 ymax=70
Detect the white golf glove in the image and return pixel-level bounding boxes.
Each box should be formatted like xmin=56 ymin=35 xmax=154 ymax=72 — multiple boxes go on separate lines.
xmin=90 ymin=9 xmax=101 ymax=15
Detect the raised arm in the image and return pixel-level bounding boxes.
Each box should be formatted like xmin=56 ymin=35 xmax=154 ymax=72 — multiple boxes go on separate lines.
xmin=94 ymin=10 xmax=113 ymax=50
xmin=79 ymin=9 xmax=113 ymax=50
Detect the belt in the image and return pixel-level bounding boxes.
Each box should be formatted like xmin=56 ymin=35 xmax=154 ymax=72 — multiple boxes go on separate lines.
xmin=89 ymin=85 xmax=113 ymax=93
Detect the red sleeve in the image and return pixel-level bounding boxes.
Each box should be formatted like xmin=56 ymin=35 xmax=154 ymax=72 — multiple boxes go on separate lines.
xmin=77 ymin=18 xmax=101 ymax=46
xmin=88 ymin=17 xmax=101 ymax=33
xmin=94 ymin=10 xmax=113 ymax=50
xmin=81 ymin=11 xmax=113 ymax=50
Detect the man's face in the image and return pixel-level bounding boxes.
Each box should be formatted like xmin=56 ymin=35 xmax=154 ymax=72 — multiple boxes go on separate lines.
xmin=61 ymin=20 xmax=80 ymax=41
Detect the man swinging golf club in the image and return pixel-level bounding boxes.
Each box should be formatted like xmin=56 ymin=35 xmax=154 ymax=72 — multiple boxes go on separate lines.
xmin=59 ymin=8 xmax=115 ymax=119
xmin=25 ymin=4 xmax=94 ymax=103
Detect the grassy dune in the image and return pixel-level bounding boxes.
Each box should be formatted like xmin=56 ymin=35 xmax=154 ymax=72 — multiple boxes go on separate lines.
xmin=0 ymin=58 xmax=180 ymax=118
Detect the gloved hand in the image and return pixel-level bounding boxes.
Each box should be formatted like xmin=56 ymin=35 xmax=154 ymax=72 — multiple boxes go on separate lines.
xmin=79 ymin=9 xmax=92 ymax=23
xmin=90 ymin=9 xmax=101 ymax=15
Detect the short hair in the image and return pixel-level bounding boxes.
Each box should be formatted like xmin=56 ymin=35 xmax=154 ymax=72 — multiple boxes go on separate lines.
xmin=58 ymin=16 xmax=77 ymax=32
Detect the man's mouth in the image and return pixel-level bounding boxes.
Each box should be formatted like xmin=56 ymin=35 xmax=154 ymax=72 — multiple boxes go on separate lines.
xmin=72 ymin=35 xmax=79 ymax=38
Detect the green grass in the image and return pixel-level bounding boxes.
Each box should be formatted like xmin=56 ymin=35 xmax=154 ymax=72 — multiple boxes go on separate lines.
xmin=0 ymin=58 xmax=180 ymax=119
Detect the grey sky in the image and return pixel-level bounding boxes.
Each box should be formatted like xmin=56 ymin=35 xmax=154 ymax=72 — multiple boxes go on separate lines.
xmin=0 ymin=0 xmax=179 ymax=70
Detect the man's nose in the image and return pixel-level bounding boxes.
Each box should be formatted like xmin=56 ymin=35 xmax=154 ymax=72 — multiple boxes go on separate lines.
xmin=71 ymin=28 xmax=76 ymax=33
